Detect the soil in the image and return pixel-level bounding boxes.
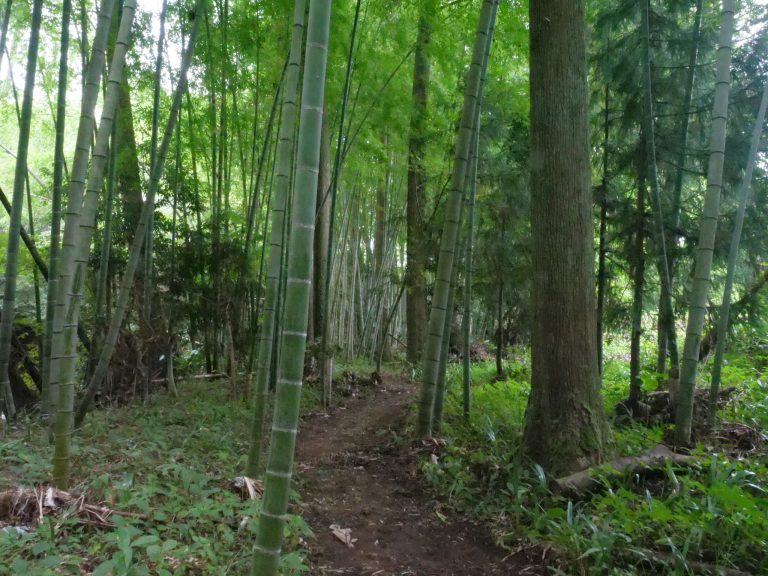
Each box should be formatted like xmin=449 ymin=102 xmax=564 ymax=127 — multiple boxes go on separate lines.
xmin=295 ymin=374 xmax=547 ymax=576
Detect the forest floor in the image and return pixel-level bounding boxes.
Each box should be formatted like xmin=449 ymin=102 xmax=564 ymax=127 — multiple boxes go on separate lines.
xmin=295 ymin=373 xmax=546 ymax=576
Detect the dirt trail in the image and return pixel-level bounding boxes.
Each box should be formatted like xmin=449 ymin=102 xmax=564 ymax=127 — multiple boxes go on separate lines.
xmin=295 ymin=374 xmax=544 ymax=576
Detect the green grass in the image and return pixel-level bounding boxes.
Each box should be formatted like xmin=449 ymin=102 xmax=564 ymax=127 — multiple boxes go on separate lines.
xmin=0 ymin=382 xmax=311 ymax=575
xmin=423 ymin=342 xmax=768 ymax=575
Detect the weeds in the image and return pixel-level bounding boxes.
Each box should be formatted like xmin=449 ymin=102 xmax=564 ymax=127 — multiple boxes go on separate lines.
xmin=423 ymin=342 xmax=768 ymax=575
xmin=0 ymin=383 xmax=311 ymax=575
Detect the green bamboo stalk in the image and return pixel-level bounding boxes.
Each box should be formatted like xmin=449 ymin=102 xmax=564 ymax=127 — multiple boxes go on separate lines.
xmin=246 ymin=0 xmax=306 ymax=477
xmin=73 ymin=2 xmax=202 ymax=429
xmin=42 ymin=0 xmax=73 ymax=418
xmin=417 ymin=0 xmax=497 ymax=437
xmin=52 ymin=0 xmax=133 ymax=489
xmin=47 ymin=0 xmax=114 ymax=438
xmin=708 ymin=81 xmax=768 ymax=424
xmin=251 ymin=0 xmax=332 ymax=572
xmin=433 ymin=235 xmax=462 ymax=431
xmin=459 ymin=0 xmax=496 ymax=422
xmin=0 ymin=0 xmax=44 ymax=420
xmin=675 ymin=0 xmax=736 ymax=445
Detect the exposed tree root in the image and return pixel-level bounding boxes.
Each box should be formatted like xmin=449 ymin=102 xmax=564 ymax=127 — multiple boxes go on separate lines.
xmin=622 ymin=547 xmax=754 ymax=576
xmin=553 ymin=444 xmax=694 ymax=495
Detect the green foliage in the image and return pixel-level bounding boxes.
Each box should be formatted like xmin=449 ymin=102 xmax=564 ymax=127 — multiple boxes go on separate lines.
xmin=423 ymin=350 xmax=768 ymax=575
xmin=0 ymin=385 xmax=311 ymax=575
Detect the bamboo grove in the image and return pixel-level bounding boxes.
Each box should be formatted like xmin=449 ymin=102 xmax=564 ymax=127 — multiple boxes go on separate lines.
xmin=1 ymin=0 xmax=768 ymax=573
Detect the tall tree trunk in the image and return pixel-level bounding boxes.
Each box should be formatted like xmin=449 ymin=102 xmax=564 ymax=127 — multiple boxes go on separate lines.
xmin=641 ymin=0 xmax=678 ymax=382
xmin=246 ymin=1 xmax=306 ymax=477
xmin=461 ymin=118 xmax=480 ymax=421
xmin=417 ymin=0 xmax=498 ymax=437
xmin=495 ymin=281 xmax=504 ymax=377
xmin=675 ymin=0 xmax=736 ymax=445
xmin=251 ymin=0 xmax=331 ymax=573
xmin=596 ymin=81 xmax=610 ymax=375
xmin=0 ymin=0 xmax=44 ymax=420
xmin=374 ymin=133 xmax=388 ymax=273
xmin=522 ymin=0 xmax=612 ymax=475
xmin=708 ymin=82 xmax=767 ymax=423
xmin=658 ymin=0 xmax=704 ymax=373
xmin=629 ymin=143 xmax=647 ymax=413
xmin=312 ymin=113 xmax=331 ymax=342
xmin=405 ymin=8 xmax=432 ymax=365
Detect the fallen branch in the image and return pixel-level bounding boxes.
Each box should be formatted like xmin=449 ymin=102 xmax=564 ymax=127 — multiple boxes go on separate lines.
xmin=0 ymin=486 xmax=143 ymax=530
xmin=553 ymin=444 xmax=694 ymax=495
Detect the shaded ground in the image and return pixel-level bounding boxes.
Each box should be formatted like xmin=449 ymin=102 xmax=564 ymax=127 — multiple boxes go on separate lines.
xmin=295 ymin=374 xmax=546 ymax=576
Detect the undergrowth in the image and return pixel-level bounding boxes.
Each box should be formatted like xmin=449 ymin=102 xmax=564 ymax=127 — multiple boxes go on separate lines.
xmin=0 ymin=383 xmax=311 ymax=575
xmin=423 ymin=341 xmax=768 ymax=575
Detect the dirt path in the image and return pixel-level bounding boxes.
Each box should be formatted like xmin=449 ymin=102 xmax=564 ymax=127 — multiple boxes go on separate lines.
xmin=295 ymin=374 xmax=545 ymax=576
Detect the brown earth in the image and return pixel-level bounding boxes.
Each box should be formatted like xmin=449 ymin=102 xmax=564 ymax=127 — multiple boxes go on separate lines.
xmin=295 ymin=374 xmax=547 ymax=576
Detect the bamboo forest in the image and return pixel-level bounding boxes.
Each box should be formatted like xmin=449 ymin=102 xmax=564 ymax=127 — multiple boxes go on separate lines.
xmin=3 ymin=0 xmax=768 ymax=574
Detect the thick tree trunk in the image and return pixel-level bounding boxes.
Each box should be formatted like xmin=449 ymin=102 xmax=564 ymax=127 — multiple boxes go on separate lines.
xmin=405 ymin=11 xmax=431 ymax=365
xmin=523 ymin=0 xmax=612 ymax=475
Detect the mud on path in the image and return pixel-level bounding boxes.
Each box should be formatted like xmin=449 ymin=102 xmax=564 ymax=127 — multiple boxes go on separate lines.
xmin=294 ymin=374 xmax=545 ymax=576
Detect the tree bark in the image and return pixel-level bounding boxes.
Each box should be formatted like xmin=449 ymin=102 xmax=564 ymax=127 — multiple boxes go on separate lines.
xmin=522 ymin=0 xmax=613 ymax=475
xmin=312 ymin=112 xmax=331 ymax=342
xmin=629 ymin=142 xmax=647 ymax=412
xmin=405 ymin=9 xmax=432 ymax=365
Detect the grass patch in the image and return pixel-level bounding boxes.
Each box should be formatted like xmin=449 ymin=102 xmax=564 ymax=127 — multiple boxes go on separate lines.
xmin=0 ymin=383 xmax=311 ymax=575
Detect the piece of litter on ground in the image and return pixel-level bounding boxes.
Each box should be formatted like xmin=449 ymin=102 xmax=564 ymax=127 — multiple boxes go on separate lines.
xmin=232 ymin=476 xmax=264 ymax=500
xmin=329 ymin=523 xmax=357 ymax=548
